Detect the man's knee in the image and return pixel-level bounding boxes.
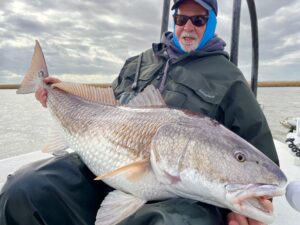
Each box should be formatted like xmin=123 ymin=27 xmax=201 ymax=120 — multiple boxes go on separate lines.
xmin=1 ymin=161 xmax=49 ymax=207
xmin=0 ymin=161 xmax=51 ymax=225
xmin=0 ymin=153 xmax=83 ymax=206
xmin=0 ymin=153 xmax=112 ymax=225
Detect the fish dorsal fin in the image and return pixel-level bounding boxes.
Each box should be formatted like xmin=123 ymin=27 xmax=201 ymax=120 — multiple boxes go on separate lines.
xmin=126 ymin=85 xmax=166 ymax=107
xmin=95 ymin=190 xmax=146 ymax=225
xmin=95 ymin=159 xmax=149 ymax=182
xmin=17 ymin=40 xmax=49 ymax=94
xmin=52 ymin=82 xmax=117 ymax=105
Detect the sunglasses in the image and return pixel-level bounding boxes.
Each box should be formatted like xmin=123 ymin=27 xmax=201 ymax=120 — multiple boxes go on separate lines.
xmin=173 ymin=14 xmax=209 ymax=27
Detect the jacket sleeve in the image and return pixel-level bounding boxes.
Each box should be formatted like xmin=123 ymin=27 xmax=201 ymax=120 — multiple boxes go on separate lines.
xmin=219 ymin=81 xmax=279 ymax=165
xmin=112 ymin=55 xmax=139 ymax=100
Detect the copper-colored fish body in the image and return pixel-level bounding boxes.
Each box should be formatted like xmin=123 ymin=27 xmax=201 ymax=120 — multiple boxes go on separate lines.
xmin=17 ymin=41 xmax=288 ymax=225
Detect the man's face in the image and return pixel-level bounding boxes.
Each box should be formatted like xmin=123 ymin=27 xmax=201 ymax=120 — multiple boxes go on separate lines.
xmin=175 ymin=0 xmax=208 ymax=52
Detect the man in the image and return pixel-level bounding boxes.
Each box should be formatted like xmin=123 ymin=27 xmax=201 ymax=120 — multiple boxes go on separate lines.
xmin=0 ymin=0 xmax=278 ymax=225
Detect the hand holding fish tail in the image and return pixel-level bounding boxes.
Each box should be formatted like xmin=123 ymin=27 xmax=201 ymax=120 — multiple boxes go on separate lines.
xmin=35 ymin=76 xmax=61 ymax=108
xmin=227 ymin=212 xmax=266 ymax=225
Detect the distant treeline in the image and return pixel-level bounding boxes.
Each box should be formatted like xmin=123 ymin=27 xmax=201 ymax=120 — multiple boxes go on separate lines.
xmin=257 ymin=81 xmax=300 ymax=87
xmin=1 ymin=81 xmax=300 ymax=89
xmin=0 ymin=84 xmax=19 ymax=89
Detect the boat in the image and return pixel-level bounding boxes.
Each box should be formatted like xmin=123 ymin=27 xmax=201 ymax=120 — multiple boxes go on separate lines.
xmin=281 ymin=117 xmax=300 ymax=160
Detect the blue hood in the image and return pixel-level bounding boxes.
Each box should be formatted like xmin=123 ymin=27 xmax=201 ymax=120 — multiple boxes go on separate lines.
xmin=153 ymin=31 xmax=227 ymax=60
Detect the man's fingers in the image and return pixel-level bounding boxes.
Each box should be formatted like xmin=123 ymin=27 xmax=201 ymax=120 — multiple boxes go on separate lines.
xmin=227 ymin=212 xmax=249 ymax=225
xmin=227 ymin=212 xmax=265 ymax=225
xmin=35 ymin=88 xmax=48 ymax=108
xmin=248 ymin=218 xmax=265 ymax=225
xmin=41 ymin=93 xmax=48 ymax=108
xmin=43 ymin=77 xmax=61 ymax=84
xmin=35 ymin=87 xmax=41 ymax=100
xmin=35 ymin=88 xmax=44 ymax=100
xmin=228 ymin=221 xmax=239 ymax=225
xmin=35 ymin=76 xmax=60 ymax=108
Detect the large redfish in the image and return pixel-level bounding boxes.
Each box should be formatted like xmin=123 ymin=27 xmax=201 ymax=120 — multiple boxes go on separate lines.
xmin=17 ymin=41 xmax=287 ymax=225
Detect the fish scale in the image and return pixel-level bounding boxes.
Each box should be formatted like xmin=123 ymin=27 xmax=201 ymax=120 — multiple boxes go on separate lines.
xmin=47 ymin=86 xmax=175 ymax=177
xmin=45 ymin=84 xmax=190 ymax=201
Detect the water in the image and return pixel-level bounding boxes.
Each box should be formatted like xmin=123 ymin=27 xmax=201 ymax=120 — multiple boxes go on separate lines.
xmin=0 ymin=90 xmax=53 ymax=159
xmin=0 ymin=87 xmax=299 ymax=160
xmin=257 ymin=87 xmax=300 ymax=142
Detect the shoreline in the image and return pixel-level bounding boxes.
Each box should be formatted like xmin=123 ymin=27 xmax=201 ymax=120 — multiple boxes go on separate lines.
xmin=0 ymin=81 xmax=299 ymax=89
xmin=257 ymin=81 xmax=300 ymax=87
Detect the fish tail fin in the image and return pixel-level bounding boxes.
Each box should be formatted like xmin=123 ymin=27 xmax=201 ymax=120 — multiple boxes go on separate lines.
xmin=17 ymin=40 xmax=49 ymax=94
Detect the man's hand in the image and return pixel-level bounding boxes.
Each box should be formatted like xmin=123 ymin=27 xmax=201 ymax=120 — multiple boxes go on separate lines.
xmin=35 ymin=77 xmax=61 ymax=108
xmin=227 ymin=212 xmax=265 ymax=225
xmin=227 ymin=197 xmax=273 ymax=225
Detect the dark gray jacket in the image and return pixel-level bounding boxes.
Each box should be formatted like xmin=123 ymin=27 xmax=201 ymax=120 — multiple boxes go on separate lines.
xmin=112 ymin=44 xmax=279 ymax=165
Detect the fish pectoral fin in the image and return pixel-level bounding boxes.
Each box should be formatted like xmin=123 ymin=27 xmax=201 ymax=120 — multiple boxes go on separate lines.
xmin=94 ymin=159 xmax=149 ymax=181
xmin=126 ymin=85 xmax=166 ymax=107
xmin=42 ymin=126 xmax=69 ymax=154
xmin=95 ymin=190 xmax=146 ymax=225
xmin=52 ymin=82 xmax=117 ymax=105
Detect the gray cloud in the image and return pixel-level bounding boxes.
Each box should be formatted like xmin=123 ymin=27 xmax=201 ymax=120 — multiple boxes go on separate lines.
xmin=217 ymin=0 xmax=300 ymax=80
xmin=0 ymin=0 xmax=299 ymax=84
xmin=3 ymin=15 xmax=47 ymax=34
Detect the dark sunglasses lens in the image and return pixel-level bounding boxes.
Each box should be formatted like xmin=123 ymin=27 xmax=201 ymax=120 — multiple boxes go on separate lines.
xmin=191 ymin=16 xmax=207 ymax=26
xmin=174 ymin=15 xmax=207 ymax=27
xmin=174 ymin=15 xmax=188 ymax=26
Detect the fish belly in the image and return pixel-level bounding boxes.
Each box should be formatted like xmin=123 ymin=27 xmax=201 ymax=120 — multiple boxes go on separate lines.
xmin=64 ymin=131 xmax=174 ymax=200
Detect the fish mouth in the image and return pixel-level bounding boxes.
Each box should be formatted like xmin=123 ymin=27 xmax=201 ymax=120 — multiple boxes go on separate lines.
xmin=225 ymin=184 xmax=285 ymax=223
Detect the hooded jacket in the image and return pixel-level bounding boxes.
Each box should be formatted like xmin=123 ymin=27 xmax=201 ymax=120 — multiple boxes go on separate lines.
xmin=112 ymin=32 xmax=279 ymax=165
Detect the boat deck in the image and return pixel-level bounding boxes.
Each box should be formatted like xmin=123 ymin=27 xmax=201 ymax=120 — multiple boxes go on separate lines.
xmin=0 ymin=140 xmax=299 ymax=224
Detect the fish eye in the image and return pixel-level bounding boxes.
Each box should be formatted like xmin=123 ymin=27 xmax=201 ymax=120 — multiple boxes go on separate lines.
xmin=234 ymin=152 xmax=246 ymax=162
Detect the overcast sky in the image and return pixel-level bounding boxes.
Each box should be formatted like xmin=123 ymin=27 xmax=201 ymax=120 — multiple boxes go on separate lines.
xmin=0 ymin=0 xmax=299 ymax=84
